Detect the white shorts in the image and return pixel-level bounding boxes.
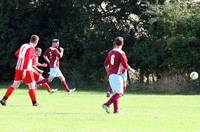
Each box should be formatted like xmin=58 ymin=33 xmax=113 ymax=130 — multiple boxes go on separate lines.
xmin=49 ymin=68 xmax=64 ymax=78
xmin=109 ymin=74 xmax=123 ymax=94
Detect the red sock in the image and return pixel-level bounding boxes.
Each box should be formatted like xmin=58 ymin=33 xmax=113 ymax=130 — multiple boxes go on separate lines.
xmin=113 ymin=97 xmax=119 ymax=113
xmin=105 ymin=93 xmax=120 ymax=107
xmin=3 ymin=86 xmax=15 ymax=100
xmin=107 ymin=86 xmax=112 ymax=93
xmin=61 ymin=81 xmax=70 ymax=92
xmin=43 ymin=83 xmax=51 ymax=93
xmin=37 ymin=78 xmax=48 ymax=85
xmin=28 ymin=89 xmax=37 ymax=104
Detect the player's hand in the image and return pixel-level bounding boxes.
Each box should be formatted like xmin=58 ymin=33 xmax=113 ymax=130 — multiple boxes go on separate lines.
xmin=42 ymin=63 xmax=48 ymax=67
xmin=59 ymin=47 xmax=64 ymax=51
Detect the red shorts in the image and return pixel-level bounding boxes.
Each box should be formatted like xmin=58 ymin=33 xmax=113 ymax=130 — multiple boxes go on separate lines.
xmin=33 ymin=71 xmax=40 ymax=81
xmin=14 ymin=69 xmax=34 ymax=84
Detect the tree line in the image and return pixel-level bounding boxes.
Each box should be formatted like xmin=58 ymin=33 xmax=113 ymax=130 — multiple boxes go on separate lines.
xmin=0 ymin=0 xmax=200 ymax=90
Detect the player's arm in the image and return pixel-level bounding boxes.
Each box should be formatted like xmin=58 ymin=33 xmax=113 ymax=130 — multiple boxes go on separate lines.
xmin=127 ymin=65 xmax=135 ymax=73
xmin=37 ymin=62 xmax=48 ymax=67
xmin=33 ymin=66 xmax=44 ymax=74
xmin=104 ymin=56 xmax=110 ymax=72
xmin=43 ymin=55 xmax=50 ymax=64
xmin=105 ymin=65 xmax=109 ymax=73
xmin=59 ymin=47 xmax=64 ymax=58
xmin=121 ymin=54 xmax=135 ymax=73
xmin=55 ymin=47 xmax=64 ymax=58
xmin=15 ymin=48 xmax=20 ymax=58
xmin=43 ymin=49 xmax=50 ymax=64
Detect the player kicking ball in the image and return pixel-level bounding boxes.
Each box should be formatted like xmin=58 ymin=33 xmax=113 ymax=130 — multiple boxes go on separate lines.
xmin=0 ymin=35 xmax=40 ymax=106
xmin=37 ymin=39 xmax=76 ymax=94
xmin=33 ymin=47 xmax=58 ymax=94
xmin=102 ymin=36 xmax=135 ymax=114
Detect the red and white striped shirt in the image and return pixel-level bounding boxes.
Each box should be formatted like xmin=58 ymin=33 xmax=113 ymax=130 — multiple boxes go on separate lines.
xmin=15 ymin=44 xmax=35 ymax=71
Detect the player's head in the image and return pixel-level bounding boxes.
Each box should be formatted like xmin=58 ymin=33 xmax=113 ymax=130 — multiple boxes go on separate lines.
xmin=113 ymin=36 xmax=124 ymax=48
xmin=52 ymin=39 xmax=59 ymax=48
xmin=30 ymin=35 xmax=39 ymax=47
xmin=35 ymin=47 xmax=42 ymax=57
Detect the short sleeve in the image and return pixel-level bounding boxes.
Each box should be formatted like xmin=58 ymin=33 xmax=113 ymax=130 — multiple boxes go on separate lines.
xmin=44 ymin=48 xmax=49 ymax=57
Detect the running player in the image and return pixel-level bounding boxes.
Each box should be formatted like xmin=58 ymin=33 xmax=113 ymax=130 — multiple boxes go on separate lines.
xmin=106 ymin=63 xmax=134 ymax=97
xmin=0 ymin=35 xmax=40 ymax=106
xmin=102 ymin=36 xmax=135 ymax=113
xmin=37 ymin=39 xmax=76 ymax=93
xmin=33 ymin=47 xmax=57 ymax=94
xmin=105 ymin=44 xmax=130 ymax=97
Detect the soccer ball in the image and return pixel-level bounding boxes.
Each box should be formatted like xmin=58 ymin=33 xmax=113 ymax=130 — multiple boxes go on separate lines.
xmin=190 ymin=72 xmax=199 ymax=80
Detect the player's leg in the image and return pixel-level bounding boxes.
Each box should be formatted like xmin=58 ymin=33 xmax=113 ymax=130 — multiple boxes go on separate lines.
xmin=37 ymin=68 xmax=56 ymax=85
xmin=113 ymin=73 xmax=126 ymax=113
xmin=57 ymin=69 xmax=76 ymax=93
xmin=103 ymin=93 xmax=120 ymax=113
xmin=37 ymin=75 xmax=52 ymax=93
xmin=27 ymin=83 xmax=38 ymax=106
xmin=0 ymin=80 xmax=22 ymax=106
xmin=102 ymin=74 xmax=123 ymax=113
xmin=33 ymin=71 xmax=42 ymax=89
xmin=106 ymin=86 xmax=112 ymax=97
xmin=122 ymin=81 xmax=127 ymax=95
xmin=24 ymin=70 xmax=38 ymax=106
xmin=36 ymin=76 xmax=53 ymax=85
xmin=0 ymin=70 xmax=23 ymax=106
xmin=122 ymin=71 xmax=127 ymax=96
xmin=113 ymin=97 xmax=119 ymax=113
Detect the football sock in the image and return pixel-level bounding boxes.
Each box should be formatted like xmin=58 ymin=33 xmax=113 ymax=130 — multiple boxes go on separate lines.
xmin=113 ymin=97 xmax=119 ymax=113
xmin=43 ymin=83 xmax=51 ymax=93
xmin=61 ymin=81 xmax=70 ymax=92
xmin=28 ymin=89 xmax=37 ymax=104
xmin=37 ymin=78 xmax=48 ymax=85
xmin=105 ymin=93 xmax=120 ymax=107
xmin=2 ymin=86 xmax=15 ymax=101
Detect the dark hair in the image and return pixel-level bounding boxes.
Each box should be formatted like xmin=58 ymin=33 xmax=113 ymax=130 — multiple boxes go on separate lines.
xmin=30 ymin=35 xmax=39 ymax=43
xmin=52 ymin=39 xmax=59 ymax=43
xmin=114 ymin=36 xmax=124 ymax=46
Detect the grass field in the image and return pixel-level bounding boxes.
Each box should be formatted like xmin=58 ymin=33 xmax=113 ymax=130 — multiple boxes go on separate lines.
xmin=0 ymin=88 xmax=200 ymax=132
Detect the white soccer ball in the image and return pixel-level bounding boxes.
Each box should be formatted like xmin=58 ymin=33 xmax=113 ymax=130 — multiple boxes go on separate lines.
xmin=190 ymin=72 xmax=199 ymax=80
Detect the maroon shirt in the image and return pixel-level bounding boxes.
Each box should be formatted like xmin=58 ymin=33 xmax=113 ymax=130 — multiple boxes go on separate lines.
xmin=44 ymin=47 xmax=61 ymax=68
xmin=104 ymin=48 xmax=128 ymax=76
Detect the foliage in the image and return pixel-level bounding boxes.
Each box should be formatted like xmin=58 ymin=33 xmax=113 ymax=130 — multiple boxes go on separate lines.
xmin=1 ymin=0 xmax=200 ymax=90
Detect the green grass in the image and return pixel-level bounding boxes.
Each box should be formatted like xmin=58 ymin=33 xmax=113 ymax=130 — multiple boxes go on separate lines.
xmin=0 ymin=88 xmax=200 ymax=132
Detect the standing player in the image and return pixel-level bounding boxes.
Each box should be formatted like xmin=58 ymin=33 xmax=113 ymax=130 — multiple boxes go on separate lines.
xmin=32 ymin=47 xmax=57 ymax=94
xmin=37 ymin=39 xmax=76 ymax=93
xmin=0 ymin=35 xmax=40 ymax=106
xmin=102 ymin=36 xmax=135 ymax=114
